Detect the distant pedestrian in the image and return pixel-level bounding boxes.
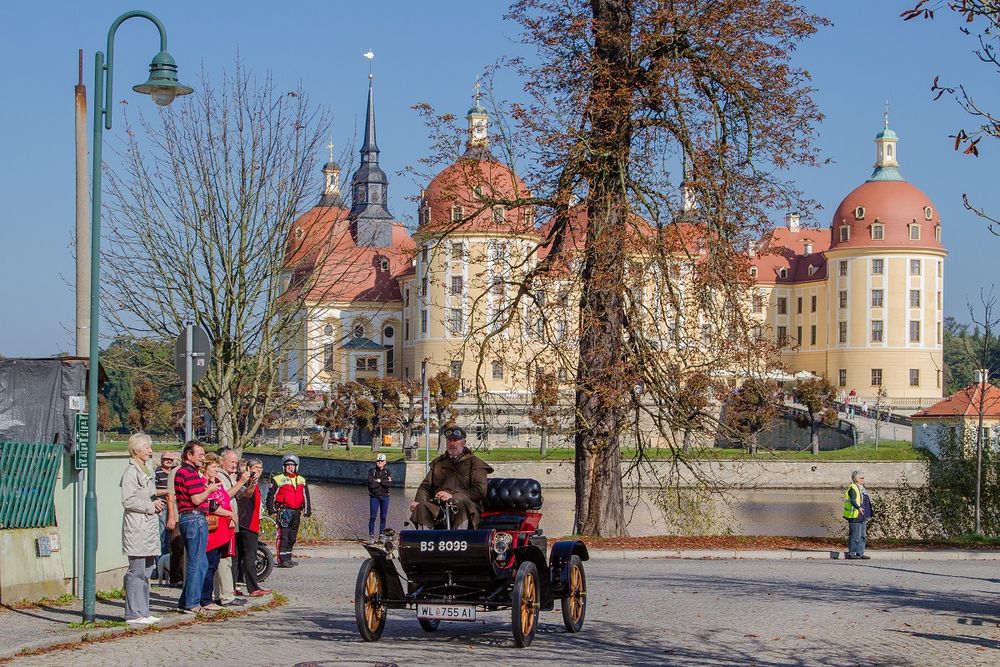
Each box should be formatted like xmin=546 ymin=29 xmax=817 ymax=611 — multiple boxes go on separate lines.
xmin=120 ymin=433 xmax=164 ymax=626
xmin=266 ymin=454 xmax=311 ymax=567
xmin=861 ymin=402 xmax=869 ymax=418
xmin=367 ymin=453 xmax=392 ymax=542
xmin=843 ymin=470 xmax=874 ymax=560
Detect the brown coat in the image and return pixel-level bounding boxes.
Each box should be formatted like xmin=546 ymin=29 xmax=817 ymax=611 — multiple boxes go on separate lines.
xmin=412 ymin=448 xmax=493 ymax=528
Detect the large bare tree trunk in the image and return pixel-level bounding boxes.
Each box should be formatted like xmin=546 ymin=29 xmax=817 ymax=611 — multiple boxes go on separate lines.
xmin=573 ymin=0 xmax=631 ymax=537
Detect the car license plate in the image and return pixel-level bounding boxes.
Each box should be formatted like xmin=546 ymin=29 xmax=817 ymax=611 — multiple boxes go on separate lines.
xmin=417 ymin=604 xmax=477 ymax=621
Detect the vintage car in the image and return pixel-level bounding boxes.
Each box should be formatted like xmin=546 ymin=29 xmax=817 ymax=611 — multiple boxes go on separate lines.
xmin=354 ymin=477 xmax=589 ymax=647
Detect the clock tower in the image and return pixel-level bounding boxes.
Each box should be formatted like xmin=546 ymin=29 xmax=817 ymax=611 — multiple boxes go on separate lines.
xmin=349 ymin=72 xmax=394 ymax=247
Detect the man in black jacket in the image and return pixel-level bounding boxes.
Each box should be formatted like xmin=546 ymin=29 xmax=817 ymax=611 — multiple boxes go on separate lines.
xmin=367 ymin=453 xmax=392 ymax=542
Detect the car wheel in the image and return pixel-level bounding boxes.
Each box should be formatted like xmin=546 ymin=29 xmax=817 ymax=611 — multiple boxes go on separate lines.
xmin=418 ymin=618 xmax=440 ymax=632
xmin=355 ymin=559 xmax=387 ymax=642
xmin=511 ymin=561 xmax=540 ymax=648
xmin=255 ymin=543 xmax=275 ymax=583
xmin=560 ymin=555 xmax=587 ymax=632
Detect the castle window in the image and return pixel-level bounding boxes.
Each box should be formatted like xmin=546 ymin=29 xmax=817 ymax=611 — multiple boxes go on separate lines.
xmin=839 ymin=321 xmax=847 ymax=344
xmin=778 ymin=267 xmax=788 ymax=279
xmin=808 ymin=264 xmax=817 ymax=276
xmin=839 ymin=261 xmax=848 ymax=277
xmin=451 ymin=241 xmax=465 ymax=259
xmin=492 ymin=361 xmax=504 ymax=380
xmin=323 ymin=344 xmax=334 ymax=372
xmin=910 ymin=369 xmax=920 ymax=387
xmin=450 ymin=308 xmax=464 ymax=335
xmin=871 ymin=368 xmax=882 ymax=386
xmin=839 ymin=226 xmax=850 ymax=242
xmin=493 ymin=206 xmax=506 ymax=223
xmin=419 ymin=206 xmax=431 ymax=226
xmin=871 ymin=289 xmax=883 ymax=308
xmin=450 ymin=360 xmax=462 ymax=380
xmin=935 ymin=225 xmax=942 ymax=242
xmin=752 ymin=294 xmax=763 ymax=313
xmin=909 ymin=224 xmax=920 ymax=241
xmin=451 ymin=275 xmax=463 ymax=295
xmin=924 ymin=206 xmax=933 ymax=221
xmin=839 ymin=291 xmax=847 ymax=309
xmin=777 ymin=297 xmax=787 ymax=314
xmin=323 ymin=323 xmax=334 ymax=336
xmin=473 ymin=186 xmax=484 ymax=199
xmin=910 ymin=259 xmax=921 ymax=275
xmin=854 ymin=206 xmax=865 ymax=220
xmin=353 ymin=323 xmax=366 ymax=338
xmin=872 ymin=258 xmax=884 ymax=275
xmin=379 ymin=258 xmax=390 ymax=272
xmin=838 ymin=369 xmax=847 ymax=387
xmin=810 ymin=325 xmax=817 ymax=346
xmin=294 ymin=227 xmax=304 ymax=240
xmin=910 ymin=320 xmax=921 ymax=342
xmin=451 ymin=205 xmax=464 ymax=222
xmin=777 ymin=326 xmax=788 ymax=346
xmin=749 ymin=267 xmax=758 ymax=277
xmin=797 ymin=296 xmax=803 ymax=314
xmin=871 ymin=320 xmax=884 ymax=342
xmin=383 ymin=325 xmax=394 ymax=339
xmin=811 ymin=295 xmax=817 ymax=312
xmin=871 ymin=224 xmax=884 ymax=240
xmin=420 ymin=309 xmax=428 ymax=334
xmin=910 ymin=290 xmax=920 ymax=308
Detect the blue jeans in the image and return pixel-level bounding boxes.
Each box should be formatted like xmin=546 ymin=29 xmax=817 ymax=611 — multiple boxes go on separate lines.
xmin=178 ymin=512 xmax=208 ymax=609
xmin=848 ymin=519 xmax=867 ymax=556
xmin=202 ymin=547 xmax=223 ymax=607
xmin=369 ymin=496 xmax=389 ymax=536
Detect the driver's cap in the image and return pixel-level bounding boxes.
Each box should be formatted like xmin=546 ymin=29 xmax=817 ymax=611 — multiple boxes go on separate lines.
xmin=443 ymin=425 xmax=467 ymax=440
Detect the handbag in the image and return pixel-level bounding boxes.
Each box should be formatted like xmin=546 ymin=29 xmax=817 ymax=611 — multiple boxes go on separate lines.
xmin=207 ymin=514 xmax=219 ymax=531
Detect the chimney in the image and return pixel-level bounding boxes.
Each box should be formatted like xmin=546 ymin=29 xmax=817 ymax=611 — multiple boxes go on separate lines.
xmin=804 ymin=241 xmax=813 ymax=255
xmin=785 ymin=212 xmax=800 ymax=232
xmin=975 ymin=369 xmax=989 ymax=385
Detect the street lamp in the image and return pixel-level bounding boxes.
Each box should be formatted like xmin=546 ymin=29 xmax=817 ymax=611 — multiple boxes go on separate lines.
xmin=84 ymin=10 xmax=192 ymax=623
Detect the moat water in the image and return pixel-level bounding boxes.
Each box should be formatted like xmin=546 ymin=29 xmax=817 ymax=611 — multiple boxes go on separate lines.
xmin=307 ymin=483 xmax=844 ymax=540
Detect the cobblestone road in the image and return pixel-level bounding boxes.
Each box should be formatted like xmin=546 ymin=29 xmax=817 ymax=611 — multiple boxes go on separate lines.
xmin=9 ymin=552 xmax=1000 ymax=666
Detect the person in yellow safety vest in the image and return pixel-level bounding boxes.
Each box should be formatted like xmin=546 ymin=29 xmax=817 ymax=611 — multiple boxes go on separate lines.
xmin=843 ymin=470 xmax=874 ymax=560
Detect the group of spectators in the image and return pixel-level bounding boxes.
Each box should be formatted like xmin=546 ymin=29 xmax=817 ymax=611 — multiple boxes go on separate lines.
xmin=119 ymin=436 xmax=274 ymax=624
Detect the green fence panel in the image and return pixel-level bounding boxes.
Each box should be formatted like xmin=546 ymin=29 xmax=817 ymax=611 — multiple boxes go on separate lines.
xmin=0 ymin=442 xmax=63 ymax=529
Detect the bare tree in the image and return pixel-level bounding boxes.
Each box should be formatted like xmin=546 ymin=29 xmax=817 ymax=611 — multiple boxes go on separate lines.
xmin=101 ymin=62 xmax=329 ymax=450
xmin=428 ymin=371 xmax=460 ymax=454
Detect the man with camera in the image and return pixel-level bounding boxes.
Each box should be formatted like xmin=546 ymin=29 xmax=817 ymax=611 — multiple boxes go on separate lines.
xmin=409 ymin=426 xmax=493 ymax=530
xmin=214 ymin=448 xmax=251 ymax=606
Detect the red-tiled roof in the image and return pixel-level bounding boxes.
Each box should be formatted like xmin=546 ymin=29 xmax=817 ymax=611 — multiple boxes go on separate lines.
xmin=752 ymin=226 xmax=831 ymax=284
xmin=912 ymin=383 xmax=1000 ymax=419
xmin=830 ymin=180 xmax=944 ymax=252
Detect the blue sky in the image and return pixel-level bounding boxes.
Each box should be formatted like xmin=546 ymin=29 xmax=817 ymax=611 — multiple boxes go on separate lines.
xmin=0 ymin=0 xmax=997 ymax=357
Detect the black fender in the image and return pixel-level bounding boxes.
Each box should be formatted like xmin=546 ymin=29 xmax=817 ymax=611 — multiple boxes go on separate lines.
xmin=360 ymin=545 xmax=408 ymax=608
xmin=512 ymin=543 xmax=552 ymax=609
xmin=548 ymin=540 xmax=589 ymax=597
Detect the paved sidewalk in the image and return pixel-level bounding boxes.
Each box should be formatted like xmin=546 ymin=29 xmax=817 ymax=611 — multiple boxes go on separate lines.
xmin=0 ymin=583 xmax=273 ymax=662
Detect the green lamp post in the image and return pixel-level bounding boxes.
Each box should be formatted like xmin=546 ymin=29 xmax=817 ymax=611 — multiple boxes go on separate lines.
xmin=84 ymin=10 xmax=192 ymax=623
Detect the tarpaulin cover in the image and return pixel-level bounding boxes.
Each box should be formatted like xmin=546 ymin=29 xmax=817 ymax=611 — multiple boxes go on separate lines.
xmin=0 ymin=358 xmax=89 ymax=452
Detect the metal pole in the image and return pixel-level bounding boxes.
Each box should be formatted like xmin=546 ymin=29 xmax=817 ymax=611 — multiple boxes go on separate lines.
xmin=185 ymin=321 xmax=193 ymax=441
xmin=422 ymin=359 xmax=430 ymax=473
xmin=74 ymin=49 xmax=89 ymax=599
xmin=83 ymin=47 xmax=105 ymax=624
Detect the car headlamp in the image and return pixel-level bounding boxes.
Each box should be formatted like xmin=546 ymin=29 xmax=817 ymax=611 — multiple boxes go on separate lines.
xmin=492 ymin=532 xmax=513 ymax=561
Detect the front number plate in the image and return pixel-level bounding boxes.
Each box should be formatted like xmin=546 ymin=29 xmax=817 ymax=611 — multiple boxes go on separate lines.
xmin=417 ymin=604 xmax=477 ymax=621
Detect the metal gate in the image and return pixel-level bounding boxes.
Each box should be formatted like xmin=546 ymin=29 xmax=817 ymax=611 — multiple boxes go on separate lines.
xmin=0 ymin=442 xmax=63 ymax=529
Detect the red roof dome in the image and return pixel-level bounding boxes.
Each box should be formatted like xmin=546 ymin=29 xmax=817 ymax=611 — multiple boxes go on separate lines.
xmin=830 ymin=180 xmax=943 ymax=251
xmin=419 ymin=155 xmax=536 ymax=236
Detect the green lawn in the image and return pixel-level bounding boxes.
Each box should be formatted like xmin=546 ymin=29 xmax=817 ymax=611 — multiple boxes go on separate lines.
xmin=97 ymin=438 xmax=922 ymax=462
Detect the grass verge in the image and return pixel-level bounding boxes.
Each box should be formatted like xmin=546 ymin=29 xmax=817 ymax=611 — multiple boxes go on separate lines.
xmin=1 ymin=593 xmax=76 ymax=611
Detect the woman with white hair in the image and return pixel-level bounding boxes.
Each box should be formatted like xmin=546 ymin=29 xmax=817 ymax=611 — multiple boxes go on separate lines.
xmin=120 ymin=433 xmax=165 ymax=625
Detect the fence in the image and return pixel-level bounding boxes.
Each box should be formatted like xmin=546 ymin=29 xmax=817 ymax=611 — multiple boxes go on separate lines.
xmin=0 ymin=442 xmax=63 ymax=529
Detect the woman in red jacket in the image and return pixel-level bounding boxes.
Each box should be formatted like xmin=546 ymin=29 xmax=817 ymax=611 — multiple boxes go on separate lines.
xmin=201 ymin=453 xmax=236 ymax=611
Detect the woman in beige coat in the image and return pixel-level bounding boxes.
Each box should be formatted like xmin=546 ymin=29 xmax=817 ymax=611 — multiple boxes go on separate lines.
xmin=120 ymin=433 xmax=164 ymax=625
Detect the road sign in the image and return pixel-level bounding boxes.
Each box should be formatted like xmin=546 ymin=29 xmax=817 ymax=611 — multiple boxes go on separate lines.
xmin=74 ymin=412 xmax=89 ymax=470
xmin=174 ymin=324 xmax=211 ymax=385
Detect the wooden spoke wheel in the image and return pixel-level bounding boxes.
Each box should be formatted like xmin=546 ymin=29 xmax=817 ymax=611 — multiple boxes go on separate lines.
xmin=418 ymin=617 xmax=440 ymax=632
xmin=355 ymin=559 xmax=387 ymax=642
xmin=560 ymin=555 xmax=587 ymax=633
xmin=511 ymin=561 xmax=540 ymax=648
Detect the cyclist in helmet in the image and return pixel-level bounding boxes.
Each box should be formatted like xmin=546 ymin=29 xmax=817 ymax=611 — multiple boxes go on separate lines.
xmin=265 ymin=453 xmax=311 ymax=567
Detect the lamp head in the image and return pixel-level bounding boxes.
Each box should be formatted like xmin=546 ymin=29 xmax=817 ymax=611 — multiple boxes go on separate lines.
xmin=133 ymin=51 xmax=193 ymax=107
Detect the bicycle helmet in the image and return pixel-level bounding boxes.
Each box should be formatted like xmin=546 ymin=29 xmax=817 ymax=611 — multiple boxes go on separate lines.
xmin=281 ymin=454 xmax=300 ymax=467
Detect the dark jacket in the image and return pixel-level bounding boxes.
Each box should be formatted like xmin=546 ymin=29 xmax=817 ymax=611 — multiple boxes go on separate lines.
xmin=415 ymin=448 xmax=493 ymax=527
xmin=847 ymin=484 xmax=875 ymax=522
xmin=367 ymin=466 xmax=393 ymax=498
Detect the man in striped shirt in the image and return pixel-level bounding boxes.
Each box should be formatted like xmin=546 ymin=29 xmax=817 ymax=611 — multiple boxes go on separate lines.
xmin=174 ymin=440 xmax=221 ymax=612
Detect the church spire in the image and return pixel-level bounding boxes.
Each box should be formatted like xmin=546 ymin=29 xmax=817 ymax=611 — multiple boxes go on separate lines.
xmin=869 ymin=102 xmax=904 ymax=182
xmin=349 ymin=52 xmax=393 ymax=246
xmin=318 ymin=136 xmax=343 ymax=208
xmin=465 ymin=76 xmax=490 ymax=157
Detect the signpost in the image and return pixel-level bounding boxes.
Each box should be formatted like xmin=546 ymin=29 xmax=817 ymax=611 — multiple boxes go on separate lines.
xmin=174 ymin=322 xmax=211 ymax=441
xmin=422 ymin=359 xmax=430 ymax=472
xmin=74 ymin=412 xmax=89 ymax=470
